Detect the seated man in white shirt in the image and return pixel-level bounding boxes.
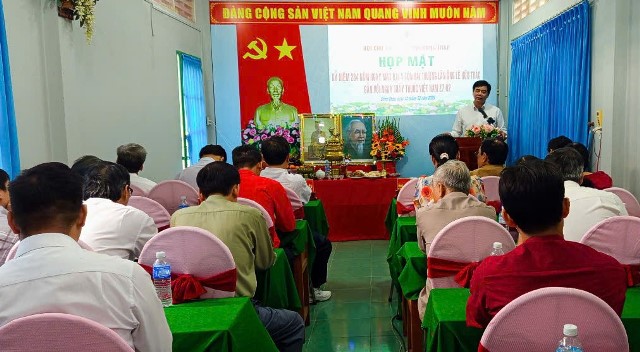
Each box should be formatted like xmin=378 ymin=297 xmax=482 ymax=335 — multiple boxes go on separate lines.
xmin=80 ymin=162 xmax=158 ymax=260
xmin=451 ymin=80 xmax=504 ymax=137
xmin=0 ymin=162 xmax=171 ymax=351
xmin=260 ymin=136 xmax=312 ymax=204
xmin=0 ymin=168 xmax=18 ymax=264
xmin=70 ymin=155 xmax=103 ymax=179
xmin=176 ymin=144 xmax=227 ymax=190
xmin=117 ymin=143 xmax=156 ymax=194
xmin=545 ymin=147 xmax=627 ymax=242
xmin=260 ymin=136 xmax=332 ymax=302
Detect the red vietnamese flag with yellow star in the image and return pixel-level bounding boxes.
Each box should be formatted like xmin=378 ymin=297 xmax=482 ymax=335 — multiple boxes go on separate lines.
xmin=236 ymin=25 xmax=311 ymax=129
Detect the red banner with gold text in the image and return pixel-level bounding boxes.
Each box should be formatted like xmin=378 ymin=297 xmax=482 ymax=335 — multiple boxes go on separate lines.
xmin=211 ymin=2 xmax=498 ymax=25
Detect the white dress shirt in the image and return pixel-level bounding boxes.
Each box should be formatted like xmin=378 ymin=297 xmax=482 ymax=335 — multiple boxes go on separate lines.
xmin=80 ymin=198 xmax=157 ymax=260
xmin=0 ymin=233 xmax=172 ymax=351
xmin=260 ymin=167 xmax=312 ymax=204
xmin=0 ymin=207 xmax=18 ymax=265
xmin=563 ymin=180 xmax=628 ymax=242
xmin=130 ymin=173 xmax=157 ymax=194
xmin=451 ymin=103 xmax=504 ymax=137
xmin=175 ymin=157 xmax=215 ymax=190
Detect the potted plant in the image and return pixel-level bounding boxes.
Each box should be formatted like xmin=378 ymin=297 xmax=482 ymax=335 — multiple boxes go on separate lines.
xmin=58 ymin=0 xmax=99 ymax=43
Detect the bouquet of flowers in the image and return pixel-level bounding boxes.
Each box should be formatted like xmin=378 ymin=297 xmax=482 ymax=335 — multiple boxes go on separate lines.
xmin=242 ymin=120 xmax=302 ymax=165
xmin=370 ymin=117 xmax=409 ymax=161
xmin=465 ymin=124 xmax=507 ymax=140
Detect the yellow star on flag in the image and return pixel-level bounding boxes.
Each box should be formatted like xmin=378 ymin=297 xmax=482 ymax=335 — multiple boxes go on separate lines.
xmin=274 ymin=38 xmax=296 ymax=60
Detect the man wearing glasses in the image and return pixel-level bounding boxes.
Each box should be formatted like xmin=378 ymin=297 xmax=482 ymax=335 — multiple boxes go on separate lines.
xmin=79 ymin=162 xmax=157 ymax=260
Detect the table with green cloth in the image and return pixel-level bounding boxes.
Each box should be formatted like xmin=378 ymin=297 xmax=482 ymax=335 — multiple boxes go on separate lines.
xmin=279 ymin=219 xmax=316 ymax=271
xmin=165 ymin=297 xmax=278 ymax=352
xmin=396 ymin=241 xmax=427 ymax=300
xmin=422 ymin=288 xmax=640 ymax=352
xmin=255 ymin=248 xmax=302 ymax=311
xmin=303 ymin=200 xmax=329 ymax=239
xmin=385 ymin=198 xmax=398 ymax=234
xmin=387 ymin=216 xmax=417 ymax=295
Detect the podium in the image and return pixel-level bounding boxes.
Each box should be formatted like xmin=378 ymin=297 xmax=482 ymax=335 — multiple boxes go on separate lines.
xmin=455 ymin=137 xmax=481 ymax=171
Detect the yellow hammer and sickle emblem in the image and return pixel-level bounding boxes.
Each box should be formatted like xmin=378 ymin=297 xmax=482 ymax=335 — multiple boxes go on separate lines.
xmin=242 ymin=38 xmax=267 ymax=60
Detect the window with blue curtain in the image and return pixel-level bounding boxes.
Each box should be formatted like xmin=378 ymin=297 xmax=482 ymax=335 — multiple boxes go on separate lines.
xmin=178 ymin=52 xmax=207 ymax=167
xmin=507 ymin=1 xmax=590 ymax=164
xmin=0 ymin=0 xmax=19 ymax=178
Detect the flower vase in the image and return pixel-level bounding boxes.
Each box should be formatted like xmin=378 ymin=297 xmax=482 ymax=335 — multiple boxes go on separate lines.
xmin=58 ymin=0 xmax=75 ymax=20
xmin=375 ymin=160 xmax=397 ymax=175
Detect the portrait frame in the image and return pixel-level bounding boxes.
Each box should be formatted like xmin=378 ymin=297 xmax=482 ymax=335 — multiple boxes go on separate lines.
xmin=340 ymin=113 xmax=375 ymax=162
xmin=299 ymin=114 xmax=341 ymax=164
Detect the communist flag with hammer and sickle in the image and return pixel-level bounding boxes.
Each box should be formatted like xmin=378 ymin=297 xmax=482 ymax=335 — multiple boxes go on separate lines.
xmin=236 ymin=24 xmax=312 ymax=128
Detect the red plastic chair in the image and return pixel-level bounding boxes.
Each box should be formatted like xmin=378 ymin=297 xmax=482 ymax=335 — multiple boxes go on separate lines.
xmin=148 ymin=180 xmax=199 ymax=215
xmin=0 ymin=312 xmax=133 ymax=351
xmin=479 ymin=287 xmax=629 ymax=352
xmin=138 ymin=226 xmax=236 ymax=300
xmin=128 ymin=196 xmax=171 ymax=231
xmin=481 ymin=176 xmax=500 ymax=202
xmin=604 ymin=187 xmax=640 ymax=217
xmin=5 ymin=240 xmax=92 ymax=264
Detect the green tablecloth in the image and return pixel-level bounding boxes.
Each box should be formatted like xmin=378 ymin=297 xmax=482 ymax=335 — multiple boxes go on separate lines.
xmin=303 ymin=200 xmax=329 ymax=239
xmin=422 ymin=288 xmax=640 ymax=352
xmin=386 ymin=216 xmax=417 ymax=291
xmin=385 ymin=198 xmax=398 ymax=234
xmin=165 ymin=297 xmax=278 ymax=352
xmin=255 ymin=248 xmax=302 ymax=311
xmin=279 ymin=219 xmax=316 ymax=271
xmin=396 ymin=241 xmax=427 ymax=300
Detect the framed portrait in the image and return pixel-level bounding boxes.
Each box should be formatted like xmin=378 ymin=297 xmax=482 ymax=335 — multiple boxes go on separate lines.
xmin=300 ymin=114 xmax=341 ymax=164
xmin=341 ymin=113 xmax=375 ymax=162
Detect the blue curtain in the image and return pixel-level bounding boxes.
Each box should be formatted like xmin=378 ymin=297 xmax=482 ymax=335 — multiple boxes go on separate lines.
xmin=507 ymin=1 xmax=590 ymax=164
xmin=0 ymin=0 xmax=19 ymax=177
xmin=179 ymin=53 xmax=207 ymax=166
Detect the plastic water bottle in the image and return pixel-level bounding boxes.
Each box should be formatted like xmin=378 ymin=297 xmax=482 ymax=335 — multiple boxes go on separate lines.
xmin=556 ymin=324 xmax=584 ymax=352
xmin=177 ymin=195 xmax=189 ymax=210
xmin=324 ymin=160 xmax=331 ymax=178
xmin=490 ymin=242 xmax=504 ymax=256
xmin=497 ymin=213 xmax=508 ymax=229
xmin=153 ymin=251 xmax=172 ymax=307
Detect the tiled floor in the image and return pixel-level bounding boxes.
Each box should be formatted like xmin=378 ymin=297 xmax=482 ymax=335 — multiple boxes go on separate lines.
xmin=303 ymin=240 xmax=405 ymax=352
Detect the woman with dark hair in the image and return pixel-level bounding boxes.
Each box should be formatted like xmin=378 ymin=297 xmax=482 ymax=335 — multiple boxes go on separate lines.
xmin=414 ymin=134 xmax=486 ymax=207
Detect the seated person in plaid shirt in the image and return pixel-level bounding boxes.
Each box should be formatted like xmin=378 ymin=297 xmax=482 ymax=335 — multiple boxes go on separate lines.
xmin=0 ymin=168 xmax=18 ymax=265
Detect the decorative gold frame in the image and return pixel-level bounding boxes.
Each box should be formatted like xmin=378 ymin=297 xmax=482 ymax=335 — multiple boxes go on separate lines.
xmin=299 ymin=114 xmax=341 ymax=164
xmin=340 ymin=113 xmax=376 ymax=162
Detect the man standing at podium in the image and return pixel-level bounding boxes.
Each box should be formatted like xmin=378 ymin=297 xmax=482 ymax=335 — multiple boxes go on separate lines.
xmin=451 ymin=80 xmax=504 ymax=137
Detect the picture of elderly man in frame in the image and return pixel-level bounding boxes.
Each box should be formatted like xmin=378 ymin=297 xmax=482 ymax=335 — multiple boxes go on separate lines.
xmin=342 ymin=115 xmax=373 ymax=160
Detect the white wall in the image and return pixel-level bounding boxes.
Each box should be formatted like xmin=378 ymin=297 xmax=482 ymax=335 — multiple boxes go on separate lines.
xmin=4 ymin=0 xmax=214 ymax=181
